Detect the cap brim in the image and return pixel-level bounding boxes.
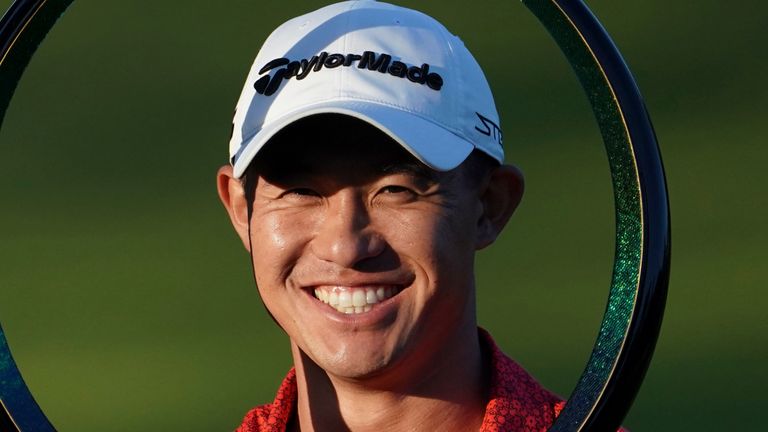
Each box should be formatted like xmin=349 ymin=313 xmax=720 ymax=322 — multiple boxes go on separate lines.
xmin=232 ymin=100 xmax=475 ymax=178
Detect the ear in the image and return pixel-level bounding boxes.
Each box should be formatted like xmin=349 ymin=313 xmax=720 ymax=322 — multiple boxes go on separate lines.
xmin=475 ymin=164 xmax=525 ymax=250
xmin=216 ymin=165 xmax=252 ymax=251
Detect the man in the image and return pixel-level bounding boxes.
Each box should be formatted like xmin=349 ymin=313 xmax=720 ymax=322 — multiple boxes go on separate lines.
xmin=218 ymin=1 xmax=572 ymax=430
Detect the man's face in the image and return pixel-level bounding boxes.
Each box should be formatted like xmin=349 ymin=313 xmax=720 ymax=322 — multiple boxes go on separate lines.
xmin=237 ymin=118 xmax=489 ymax=382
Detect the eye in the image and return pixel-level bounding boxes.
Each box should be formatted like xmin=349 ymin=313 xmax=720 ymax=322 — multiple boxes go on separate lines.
xmin=373 ymin=184 xmax=420 ymax=206
xmin=380 ymin=185 xmax=413 ymax=194
xmin=281 ymin=188 xmax=320 ymax=198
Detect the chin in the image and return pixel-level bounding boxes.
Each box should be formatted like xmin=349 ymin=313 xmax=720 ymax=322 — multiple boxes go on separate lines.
xmin=324 ymin=360 xmax=390 ymax=381
xmin=306 ymin=338 xmax=403 ymax=381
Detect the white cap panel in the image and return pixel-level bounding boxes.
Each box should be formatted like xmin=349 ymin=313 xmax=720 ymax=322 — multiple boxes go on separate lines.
xmin=229 ymin=0 xmax=504 ymax=177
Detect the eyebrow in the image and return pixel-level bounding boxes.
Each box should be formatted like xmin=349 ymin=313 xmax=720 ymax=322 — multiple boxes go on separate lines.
xmin=380 ymin=161 xmax=440 ymax=183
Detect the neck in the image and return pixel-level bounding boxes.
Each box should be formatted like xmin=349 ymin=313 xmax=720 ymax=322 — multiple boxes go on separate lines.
xmin=290 ymin=325 xmax=488 ymax=432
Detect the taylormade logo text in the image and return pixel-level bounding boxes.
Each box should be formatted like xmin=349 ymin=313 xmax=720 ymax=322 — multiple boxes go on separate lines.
xmin=254 ymin=51 xmax=444 ymax=96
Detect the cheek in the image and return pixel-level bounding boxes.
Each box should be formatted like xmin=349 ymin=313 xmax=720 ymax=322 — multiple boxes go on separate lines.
xmin=249 ymin=212 xmax=315 ymax=285
xmin=437 ymin=208 xmax=481 ymax=300
xmin=432 ymin=217 xmax=477 ymax=284
xmin=255 ymin=215 xmax=294 ymax=253
xmin=382 ymin=207 xmax=477 ymax=279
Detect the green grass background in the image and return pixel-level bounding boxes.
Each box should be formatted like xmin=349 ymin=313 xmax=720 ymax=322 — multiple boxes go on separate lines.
xmin=0 ymin=0 xmax=764 ymax=430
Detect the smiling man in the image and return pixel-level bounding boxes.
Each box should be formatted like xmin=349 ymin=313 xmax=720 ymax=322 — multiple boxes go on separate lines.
xmin=217 ymin=1 xmax=569 ymax=431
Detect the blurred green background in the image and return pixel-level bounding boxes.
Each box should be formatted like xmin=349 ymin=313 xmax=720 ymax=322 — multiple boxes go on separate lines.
xmin=0 ymin=0 xmax=764 ymax=430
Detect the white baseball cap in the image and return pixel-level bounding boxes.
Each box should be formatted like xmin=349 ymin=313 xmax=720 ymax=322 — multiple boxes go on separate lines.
xmin=229 ymin=0 xmax=503 ymax=178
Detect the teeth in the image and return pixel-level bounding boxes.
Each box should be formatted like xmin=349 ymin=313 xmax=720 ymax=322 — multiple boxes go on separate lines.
xmin=313 ymin=286 xmax=400 ymax=315
xmin=338 ymin=292 xmax=352 ymax=308
xmin=352 ymin=291 xmax=366 ymax=307
xmin=366 ymin=290 xmax=378 ymax=304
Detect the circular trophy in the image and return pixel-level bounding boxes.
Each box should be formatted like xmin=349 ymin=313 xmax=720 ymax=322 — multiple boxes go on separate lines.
xmin=0 ymin=0 xmax=669 ymax=430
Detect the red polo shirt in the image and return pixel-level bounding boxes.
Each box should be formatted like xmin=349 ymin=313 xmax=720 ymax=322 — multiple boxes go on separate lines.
xmin=236 ymin=330 xmax=615 ymax=431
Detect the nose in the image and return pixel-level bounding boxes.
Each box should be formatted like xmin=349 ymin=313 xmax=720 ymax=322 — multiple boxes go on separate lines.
xmin=310 ymin=193 xmax=385 ymax=268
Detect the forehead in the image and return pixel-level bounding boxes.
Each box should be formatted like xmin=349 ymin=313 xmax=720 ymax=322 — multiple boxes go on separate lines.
xmin=249 ymin=114 xmax=439 ymax=182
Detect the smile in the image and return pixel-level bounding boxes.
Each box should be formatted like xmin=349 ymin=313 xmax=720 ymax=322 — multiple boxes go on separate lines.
xmin=313 ymin=286 xmax=402 ymax=314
